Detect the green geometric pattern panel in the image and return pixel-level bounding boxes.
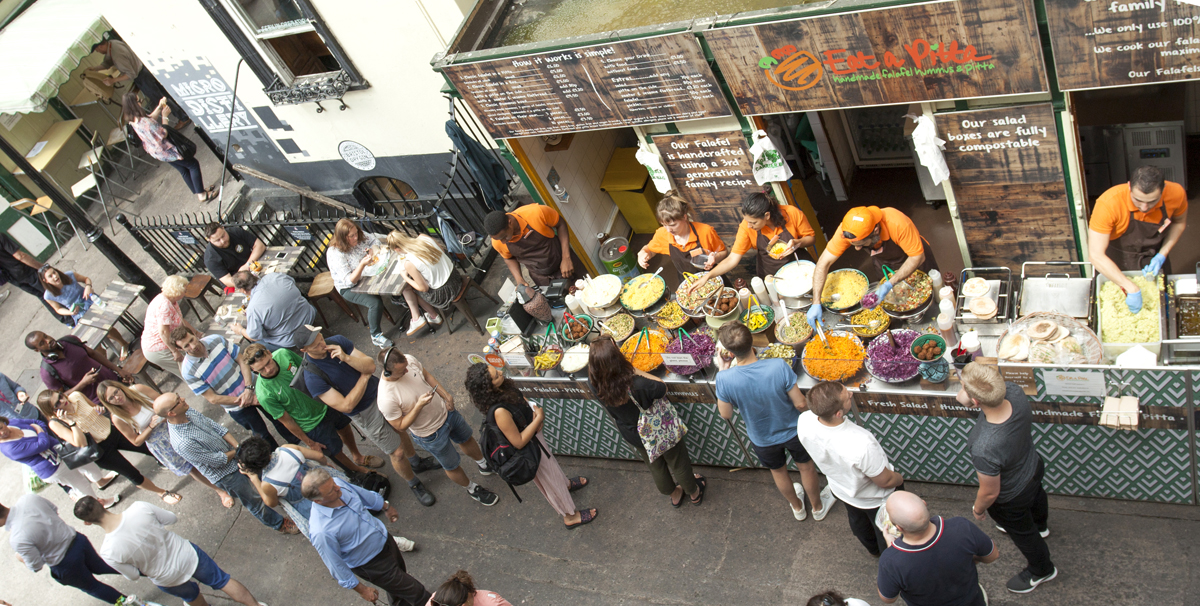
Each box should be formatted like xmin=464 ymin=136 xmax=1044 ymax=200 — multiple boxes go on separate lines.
xmin=859 ymin=413 xmax=977 ymax=485
xmin=1034 ymin=367 xmax=1190 ymax=405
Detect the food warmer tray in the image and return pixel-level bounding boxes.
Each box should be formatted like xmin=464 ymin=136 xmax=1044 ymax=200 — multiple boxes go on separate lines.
xmin=955 ymin=266 xmax=1013 ymax=337
xmin=1019 ymin=261 xmax=1093 ymax=323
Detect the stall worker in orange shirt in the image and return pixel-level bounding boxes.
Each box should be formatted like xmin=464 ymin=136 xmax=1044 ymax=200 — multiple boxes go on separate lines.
xmin=636 ymin=195 xmax=729 ymax=279
xmin=689 ymin=192 xmax=815 ymax=292
xmin=1088 ymin=165 xmax=1187 ymax=313
xmin=808 ymin=206 xmax=938 ymax=327
xmin=485 ymin=205 xmax=585 ymax=287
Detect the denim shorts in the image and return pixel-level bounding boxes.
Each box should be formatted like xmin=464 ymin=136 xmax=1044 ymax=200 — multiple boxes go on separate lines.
xmin=409 ymin=409 xmax=474 ymax=471
xmin=157 ymin=543 xmax=231 ymax=601
xmin=305 ymin=409 xmax=352 ymax=455
xmin=751 ymin=434 xmax=812 ymax=470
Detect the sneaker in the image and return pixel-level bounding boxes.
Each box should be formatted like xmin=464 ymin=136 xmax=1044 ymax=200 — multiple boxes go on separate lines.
xmin=469 ymin=485 xmax=499 ymax=506
xmin=426 ymin=312 xmax=443 ymax=326
xmin=411 ymin=456 xmax=440 ymax=474
xmin=405 ymin=316 xmax=428 ymax=336
xmin=277 ymin=518 xmax=300 ymax=535
xmin=393 ymin=536 xmax=416 ymax=552
xmin=811 ymin=484 xmax=836 ymax=521
xmin=1007 ymin=567 xmax=1057 ymax=593
xmin=995 ymin=524 xmax=1050 ymax=539
xmin=371 ymin=333 xmax=394 ymax=347
xmin=791 ymin=482 xmax=807 ymax=521
xmin=476 ymin=460 xmax=495 ymax=476
xmin=410 ymin=480 xmax=436 ymax=507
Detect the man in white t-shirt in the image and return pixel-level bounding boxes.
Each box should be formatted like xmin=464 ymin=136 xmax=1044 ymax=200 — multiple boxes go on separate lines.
xmin=74 ymin=496 xmax=266 ymax=606
xmin=797 ymin=381 xmax=905 ymax=556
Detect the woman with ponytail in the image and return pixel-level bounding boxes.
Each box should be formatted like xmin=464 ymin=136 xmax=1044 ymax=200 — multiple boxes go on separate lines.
xmin=427 ymin=570 xmax=512 ymax=606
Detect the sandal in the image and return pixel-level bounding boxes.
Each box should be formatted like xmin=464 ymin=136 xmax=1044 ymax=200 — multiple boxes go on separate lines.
xmin=97 ymin=474 xmax=119 ymax=491
xmin=565 ymin=508 xmax=598 ymax=529
xmin=567 ymin=476 xmax=588 ymax=492
xmin=691 ymin=475 xmax=707 ymax=506
xmin=201 ymin=187 xmax=218 ymax=203
xmin=355 ymin=454 xmax=384 ymax=469
xmin=161 ymin=491 xmax=183 ymax=505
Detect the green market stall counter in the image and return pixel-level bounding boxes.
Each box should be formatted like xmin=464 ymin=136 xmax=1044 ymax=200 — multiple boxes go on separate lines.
xmin=513 ymin=363 xmax=1198 ymax=505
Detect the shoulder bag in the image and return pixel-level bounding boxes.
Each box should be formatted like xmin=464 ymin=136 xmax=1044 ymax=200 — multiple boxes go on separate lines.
xmin=49 ymin=419 xmax=103 ymax=470
xmin=631 ymin=387 xmax=686 ymax=463
xmin=163 ymin=124 xmax=197 ymax=159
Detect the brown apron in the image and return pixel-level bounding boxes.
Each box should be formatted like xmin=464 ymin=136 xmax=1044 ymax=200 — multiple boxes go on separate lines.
xmin=1105 ymin=210 xmax=1172 ymax=273
xmin=506 ymin=225 xmax=583 ymax=286
xmin=869 ymin=235 xmax=938 ymax=279
xmin=667 ymin=223 xmax=705 ymax=277
xmin=756 ymin=225 xmax=813 ymax=277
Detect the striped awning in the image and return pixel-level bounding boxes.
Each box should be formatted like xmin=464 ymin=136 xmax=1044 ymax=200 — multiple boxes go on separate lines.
xmin=0 ymin=0 xmax=109 ymax=114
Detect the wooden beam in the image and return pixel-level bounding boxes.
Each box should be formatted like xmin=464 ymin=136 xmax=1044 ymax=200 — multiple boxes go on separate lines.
xmin=232 ymin=164 xmax=365 ymax=216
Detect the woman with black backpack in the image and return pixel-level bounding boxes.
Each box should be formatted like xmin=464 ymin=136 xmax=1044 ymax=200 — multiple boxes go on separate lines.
xmin=587 ymin=337 xmax=705 ymax=507
xmin=464 ymin=363 xmax=597 ymax=529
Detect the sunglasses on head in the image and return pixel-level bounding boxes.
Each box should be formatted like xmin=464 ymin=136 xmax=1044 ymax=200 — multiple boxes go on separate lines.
xmin=248 ymin=349 xmax=269 ymax=365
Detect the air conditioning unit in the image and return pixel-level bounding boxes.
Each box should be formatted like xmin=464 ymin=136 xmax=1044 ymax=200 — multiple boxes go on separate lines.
xmin=1122 ymin=121 xmax=1186 ymax=190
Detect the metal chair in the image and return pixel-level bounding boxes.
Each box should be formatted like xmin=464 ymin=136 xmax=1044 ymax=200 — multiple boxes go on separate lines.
xmin=8 ymin=197 xmax=83 ymax=259
xmin=106 ymin=125 xmax=155 ymax=177
xmin=79 ymin=131 xmax=139 ymax=201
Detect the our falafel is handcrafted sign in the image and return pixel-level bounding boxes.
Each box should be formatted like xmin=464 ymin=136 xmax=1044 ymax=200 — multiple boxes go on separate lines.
xmin=704 ymin=0 xmax=1048 ymax=114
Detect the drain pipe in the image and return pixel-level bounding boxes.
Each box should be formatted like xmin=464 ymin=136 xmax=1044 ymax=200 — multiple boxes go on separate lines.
xmin=217 ymin=58 xmax=245 ymax=216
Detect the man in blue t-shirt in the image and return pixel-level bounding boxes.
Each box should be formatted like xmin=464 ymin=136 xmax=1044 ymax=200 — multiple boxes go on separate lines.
xmin=714 ymin=322 xmax=829 ymax=522
xmin=878 ymin=491 xmax=999 ymax=606
xmin=295 ymin=326 xmax=440 ymax=507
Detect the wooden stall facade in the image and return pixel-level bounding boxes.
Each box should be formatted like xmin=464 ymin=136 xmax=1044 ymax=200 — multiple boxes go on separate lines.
xmin=650 ymin=131 xmax=756 ymax=236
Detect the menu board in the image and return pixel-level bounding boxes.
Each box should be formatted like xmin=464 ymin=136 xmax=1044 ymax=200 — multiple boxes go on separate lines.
xmin=443 ymin=34 xmax=732 ymax=139
xmin=1045 ymin=0 xmax=1200 ymax=90
xmin=703 ymin=0 xmax=1047 ymax=114
xmin=652 ymin=131 xmax=756 ymax=235
xmin=935 ymin=104 xmax=1078 ymax=269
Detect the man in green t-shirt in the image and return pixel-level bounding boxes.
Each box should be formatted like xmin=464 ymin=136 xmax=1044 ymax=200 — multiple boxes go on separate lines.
xmin=241 ymin=343 xmax=367 ymax=474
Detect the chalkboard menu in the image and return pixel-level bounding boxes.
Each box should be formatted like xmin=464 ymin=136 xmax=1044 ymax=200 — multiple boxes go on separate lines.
xmin=704 ymin=0 xmax=1047 ymax=114
xmin=652 ymin=131 xmax=756 ymax=235
xmin=1044 ymin=0 xmax=1200 ymax=90
xmin=443 ymin=34 xmax=731 ymax=139
xmin=934 ymin=104 xmax=1077 ymax=269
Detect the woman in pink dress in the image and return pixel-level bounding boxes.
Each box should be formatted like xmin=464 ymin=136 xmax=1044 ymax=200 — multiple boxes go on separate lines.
xmin=426 ymin=570 xmax=513 ymax=606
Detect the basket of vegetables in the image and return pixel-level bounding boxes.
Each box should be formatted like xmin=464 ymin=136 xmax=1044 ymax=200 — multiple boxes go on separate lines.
xmin=664 ymin=328 xmax=715 ymax=375
xmin=875 ymin=270 xmax=934 ymax=320
xmin=740 ymin=301 xmax=775 ymax=334
xmin=653 ymin=299 xmax=690 ymax=330
xmin=597 ymin=313 xmax=635 ymax=342
xmin=760 ymin=343 xmax=796 ymax=360
xmin=775 ymin=312 xmax=814 ymax=345
xmin=677 ymin=272 xmax=723 ymax=315
xmin=621 ymin=327 xmax=670 ymax=372
xmin=801 ymin=331 xmax=866 ymax=382
xmin=850 ymin=306 xmax=890 ymax=338
xmin=560 ymin=314 xmax=594 ymax=344
xmin=864 ymin=329 xmax=921 ymax=383
xmin=533 ymin=344 xmax=564 ymax=371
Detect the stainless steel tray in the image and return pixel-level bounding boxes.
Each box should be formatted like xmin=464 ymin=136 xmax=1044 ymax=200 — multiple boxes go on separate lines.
xmin=1019 ymin=261 xmax=1093 ymax=320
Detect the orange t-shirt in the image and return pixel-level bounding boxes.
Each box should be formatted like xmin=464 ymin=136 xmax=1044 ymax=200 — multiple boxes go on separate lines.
xmin=1089 ymin=181 xmax=1187 ymax=240
xmin=731 ymin=204 xmax=815 ymax=255
xmin=825 ymin=207 xmax=924 ymax=257
xmin=644 ymin=221 xmax=727 ymax=256
xmin=491 ymin=204 xmax=561 ymax=259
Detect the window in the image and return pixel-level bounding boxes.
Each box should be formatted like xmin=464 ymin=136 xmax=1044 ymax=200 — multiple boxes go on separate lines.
xmin=353 ymin=177 xmax=419 ymax=215
xmin=200 ymin=0 xmax=368 ymax=106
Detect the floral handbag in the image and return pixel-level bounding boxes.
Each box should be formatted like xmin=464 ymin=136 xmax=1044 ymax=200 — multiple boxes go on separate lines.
xmin=632 ymin=388 xmax=687 ymax=462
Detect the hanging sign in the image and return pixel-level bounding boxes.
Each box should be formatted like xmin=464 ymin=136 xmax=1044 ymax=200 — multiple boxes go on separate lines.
xmin=1044 ymin=0 xmax=1200 ymax=90
xmin=170 ymin=230 xmax=197 ymax=246
xmin=704 ymin=0 xmax=1047 ymax=114
xmin=1042 ymin=369 xmax=1108 ymax=398
xmin=443 ymin=33 xmax=732 ymax=138
xmin=285 ymin=225 xmax=313 ymax=241
xmin=652 ymin=130 xmax=756 ymax=235
xmin=338 ymin=141 xmax=376 ymax=171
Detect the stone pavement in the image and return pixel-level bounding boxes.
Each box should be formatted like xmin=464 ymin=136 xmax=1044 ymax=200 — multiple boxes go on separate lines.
xmin=1 ymin=134 xmax=1200 ymax=605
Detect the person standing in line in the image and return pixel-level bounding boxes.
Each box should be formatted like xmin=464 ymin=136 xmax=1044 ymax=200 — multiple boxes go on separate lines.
xmin=241 ymin=343 xmax=369 ymax=475
xmin=302 ymin=468 xmax=427 ymax=606
xmin=958 ymin=362 xmax=1058 ymax=594
xmin=0 ymin=233 xmax=72 ymax=326
xmin=228 ymin=271 xmax=318 ymax=351
xmin=0 ymin=416 xmax=116 ymax=508
xmin=203 ymin=223 xmax=266 ymax=288
xmin=38 ymin=265 xmax=131 ymax=356
xmin=236 ymin=435 xmax=347 ymax=539
xmin=464 ymin=363 xmax=596 ymax=528
xmin=295 ymin=327 xmax=440 ymax=505
xmin=326 ymin=219 xmax=396 ymax=347
xmin=425 ymin=570 xmax=514 ymax=606
xmin=376 ymin=348 xmax=499 ymax=507
xmin=797 ymin=381 xmax=905 ymax=556
xmin=121 ymin=94 xmax=212 ymax=203
xmin=714 ymin=322 xmax=829 ymax=521
xmin=586 ymin=336 xmax=704 ymax=507
xmin=142 ymin=275 xmax=204 ymax=379
xmin=877 ymin=491 xmax=999 ymax=606
xmin=0 ymin=372 xmax=39 ymax=421
xmin=2 ymin=494 xmax=125 ymax=604
xmin=157 ymin=392 xmax=298 ymax=534
xmin=75 ymin=497 xmax=269 ymax=606
xmin=26 ymin=331 xmax=130 ymax=405
xmin=174 ymin=328 xmax=296 ymax=452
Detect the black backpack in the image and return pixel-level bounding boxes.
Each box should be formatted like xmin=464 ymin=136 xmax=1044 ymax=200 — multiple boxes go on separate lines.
xmin=326 ymin=451 xmax=392 ymax=500
xmin=479 ymin=404 xmax=547 ymax=502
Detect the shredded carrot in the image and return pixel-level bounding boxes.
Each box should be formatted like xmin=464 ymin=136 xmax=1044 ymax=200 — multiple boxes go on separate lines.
xmin=803 ymin=335 xmax=866 ymax=381
xmin=621 ymin=330 xmax=669 ymax=371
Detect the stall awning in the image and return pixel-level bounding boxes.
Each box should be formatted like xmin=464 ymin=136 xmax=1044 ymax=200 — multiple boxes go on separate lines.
xmin=0 ymin=0 xmax=109 ymax=114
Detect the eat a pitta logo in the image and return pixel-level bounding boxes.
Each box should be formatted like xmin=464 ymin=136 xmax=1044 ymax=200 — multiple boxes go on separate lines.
xmin=758 ymin=38 xmax=994 ymax=89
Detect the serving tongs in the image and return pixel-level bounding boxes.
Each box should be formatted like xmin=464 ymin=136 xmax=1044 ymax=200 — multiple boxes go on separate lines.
xmin=813 ymin=319 xmax=831 ymax=350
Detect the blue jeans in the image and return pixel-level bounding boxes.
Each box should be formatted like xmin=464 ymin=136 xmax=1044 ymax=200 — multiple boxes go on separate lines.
xmin=168 ymin=156 xmax=204 ymax=194
xmin=304 ymin=409 xmax=352 ymax=455
xmin=49 ymin=532 xmax=124 ymax=604
xmin=157 ymin=543 xmax=231 ymax=602
xmin=340 ymin=288 xmax=384 ymax=335
xmin=215 ymin=471 xmax=284 ymax=530
xmin=409 ymin=410 xmax=474 ymax=471
xmin=229 ymin=406 xmax=298 ymax=450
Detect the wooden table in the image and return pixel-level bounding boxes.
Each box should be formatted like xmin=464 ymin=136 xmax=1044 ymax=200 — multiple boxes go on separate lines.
xmin=16 ymin=119 xmax=85 ymax=174
xmin=351 ymin=250 xmax=407 ymax=296
xmin=203 ymin=291 xmax=249 ymax=342
xmin=70 ymin=280 xmax=145 ymax=349
xmin=256 ymin=246 xmax=305 ymax=275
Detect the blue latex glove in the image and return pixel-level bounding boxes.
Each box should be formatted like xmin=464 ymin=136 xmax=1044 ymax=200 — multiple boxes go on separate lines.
xmin=807 ymin=303 xmax=824 ymax=328
xmin=873 ymin=281 xmax=894 ymax=307
xmin=1142 ymin=253 xmax=1166 ymax=278
xmin=1126 ymin=289 xmax=1143 ymax=314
